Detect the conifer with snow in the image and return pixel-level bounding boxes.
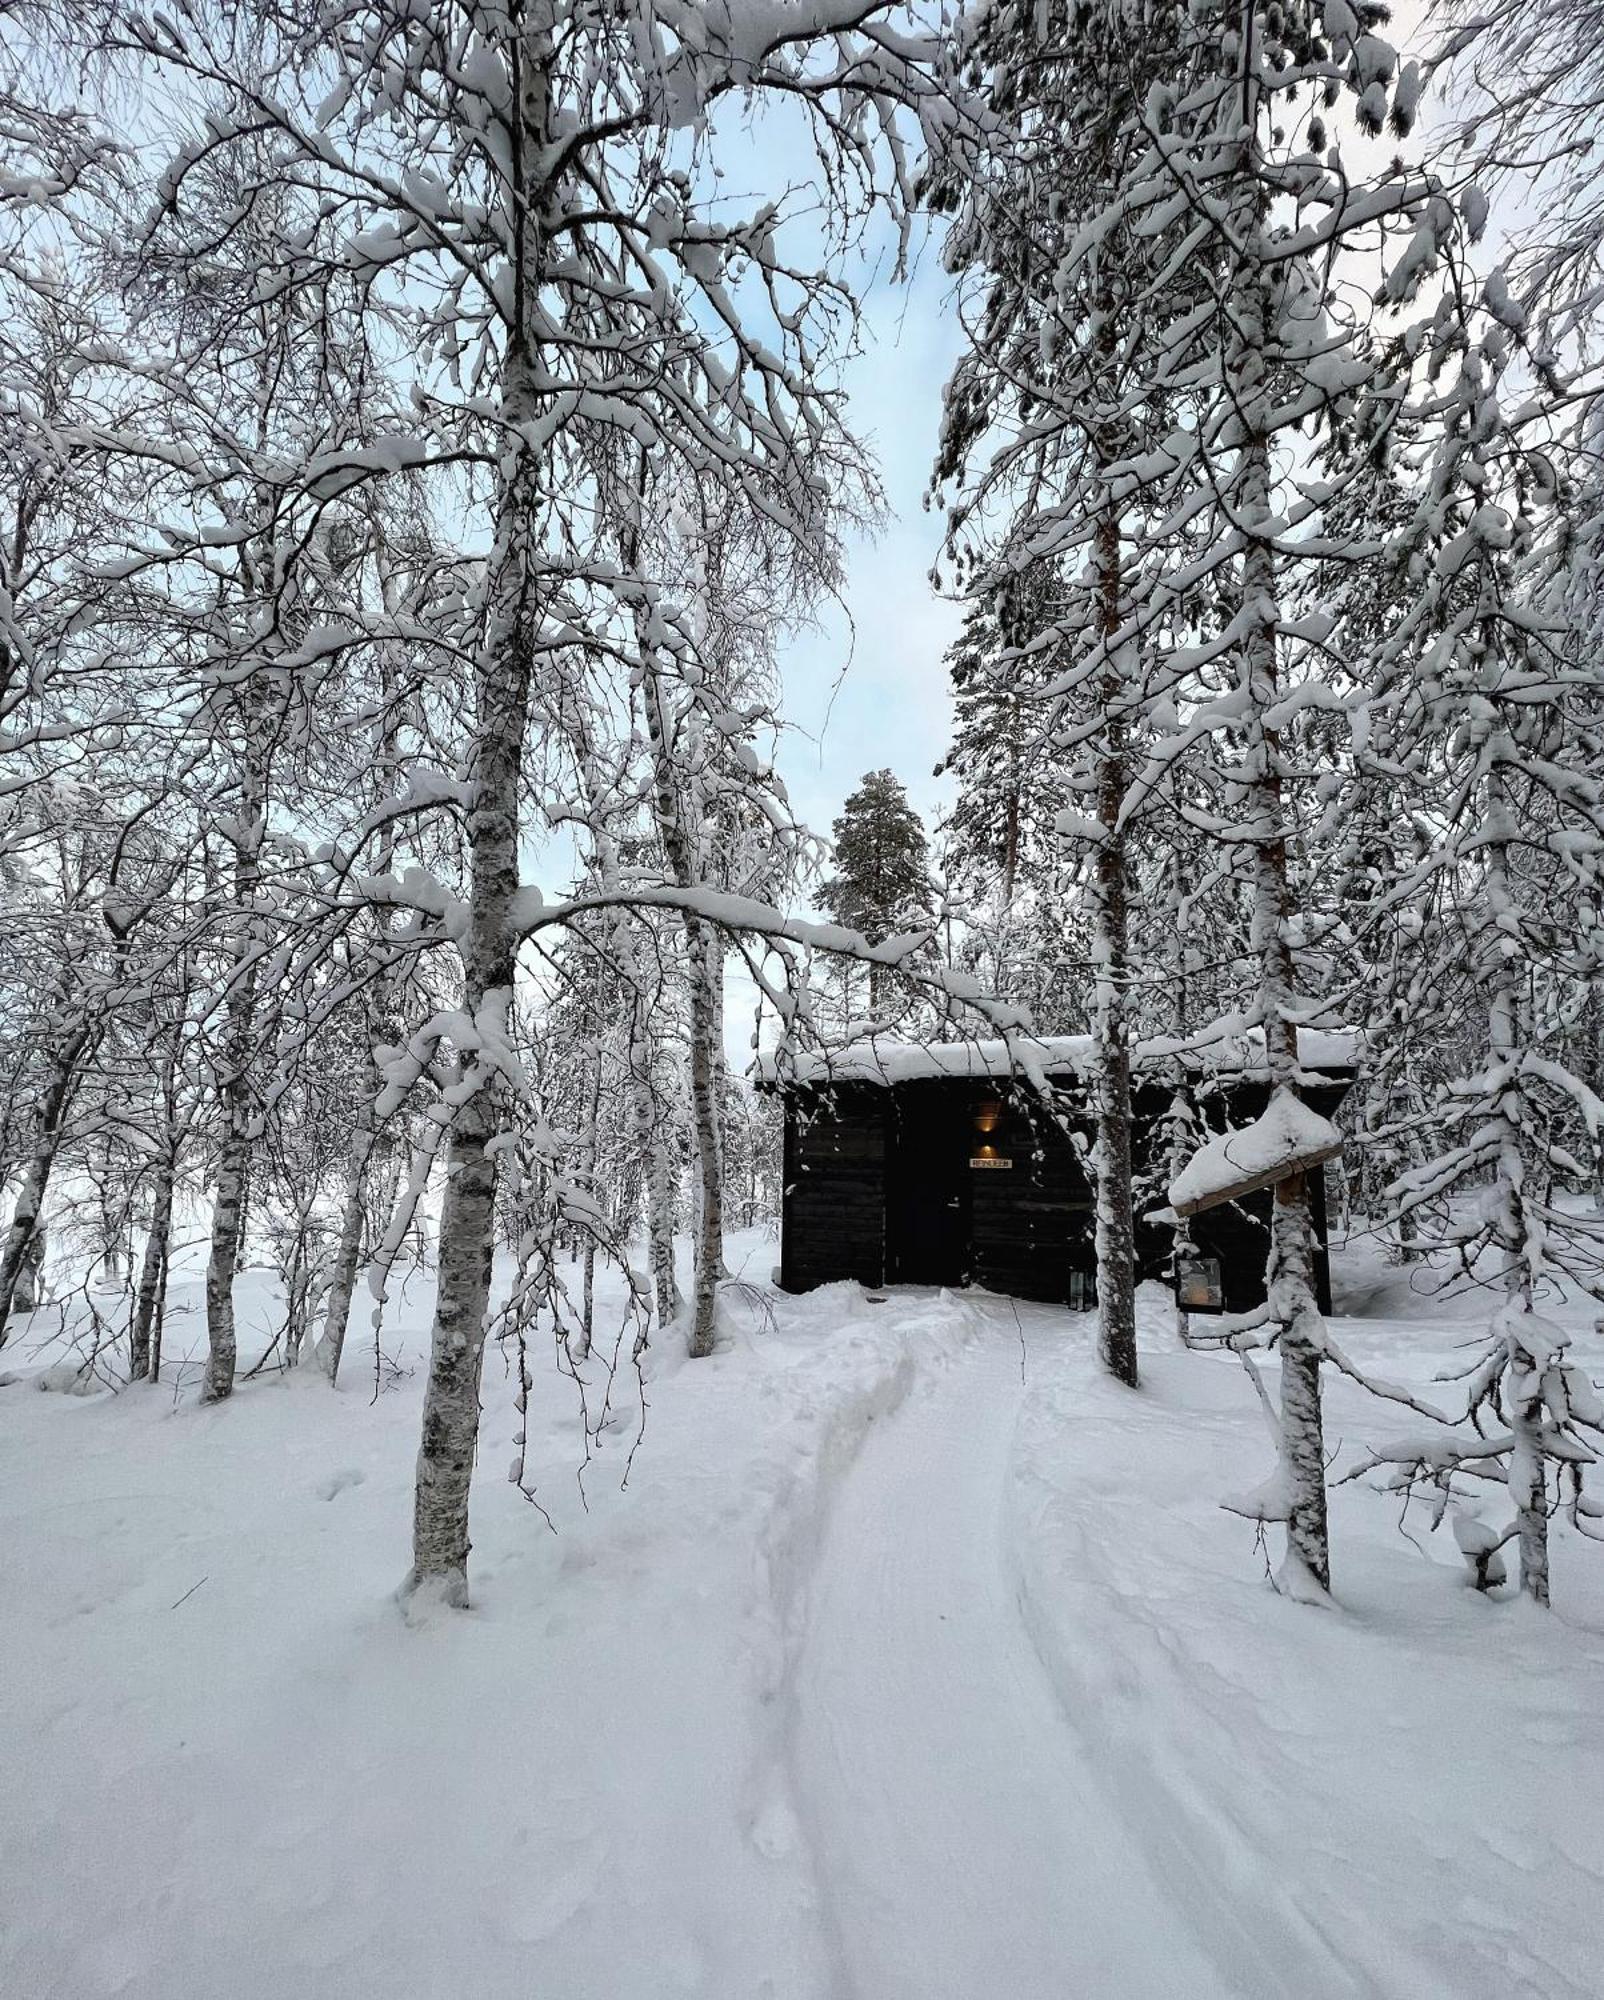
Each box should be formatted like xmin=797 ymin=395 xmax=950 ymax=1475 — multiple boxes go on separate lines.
xmin=823 ymin=770 xmax=936 ymax=1014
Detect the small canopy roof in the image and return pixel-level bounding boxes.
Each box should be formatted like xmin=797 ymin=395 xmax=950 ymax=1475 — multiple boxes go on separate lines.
xmin=756 ymin=1024 xmax=1361 ymax=1091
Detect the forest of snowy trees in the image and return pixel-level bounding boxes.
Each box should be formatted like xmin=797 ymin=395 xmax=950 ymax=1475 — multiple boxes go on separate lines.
xmin=4 ymin=0 xmax=1604 ymax=1626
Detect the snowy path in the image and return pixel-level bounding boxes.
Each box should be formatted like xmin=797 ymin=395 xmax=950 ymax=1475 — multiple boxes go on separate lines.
xmin=792 ymin=1315 xmax=1232 ymax=2000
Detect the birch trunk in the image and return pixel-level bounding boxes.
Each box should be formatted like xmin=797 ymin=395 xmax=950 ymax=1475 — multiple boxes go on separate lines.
xmin=130 ymin=1151 xmax=175 ymax=1382
xmin=404 ymin=678 xmax=524 ymax=1600
xmin=570 ymin=1042 xmax=604 ymax=1365
xmin=314 ymin=1113 xmax=376 ymax=1386
xmin=639 ymin=635 xmax=722 ymax=1354
xmin=404 ymin=328 xmax=541 ymax=1601
xmin=1166 ymin=856 xmax=1199 ymax=1347
xmin=686 ymin=919 xmax=725 ymax=1357
xmin=202 ymin=731 xmax=268 ymax=1403
xmin=1484 ymin=760 xmax=1550 ymax=1604
xmin=578 ymin=1236 xmax=596 ymax=1365
xmin=1234 ymin=133 xmax=1331 ymax=1588
xmin=1590 ymin=978 xmax=1604 ymax=1214
xmin=645 ymin=1043 xmax=682 ymax=1327
xmin=1080 ymin=238 xmax=1139 ymax=1385
xmin=13 ymin=1229 xmax=43 ymax=1312
xmin=203 ymin=1108 xmax=249 ymax=1401
xmin=0 ymin=1022 xmax=89 ymax=1345
xmin=1242 ymin=435 xmax=1331 ymax=1594
xmin=319 ymin=668 xmax=402 ymax=1387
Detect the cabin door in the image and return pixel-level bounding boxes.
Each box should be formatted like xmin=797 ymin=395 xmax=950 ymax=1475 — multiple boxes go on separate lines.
xmin=886 ymin=1089 xmax=970 ymax=1287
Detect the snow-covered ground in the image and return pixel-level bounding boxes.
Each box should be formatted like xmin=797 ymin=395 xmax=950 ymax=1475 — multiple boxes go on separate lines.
xmin=3 ymin=1230 xmax=1603 ymax=1999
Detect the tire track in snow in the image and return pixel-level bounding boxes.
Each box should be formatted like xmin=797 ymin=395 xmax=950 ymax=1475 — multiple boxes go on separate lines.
xmin=789 ymin=1322 xmax=1233 ymax=2000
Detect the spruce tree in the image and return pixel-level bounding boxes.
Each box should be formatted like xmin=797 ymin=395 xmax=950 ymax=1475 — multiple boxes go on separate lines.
xmin=823 ymin=770 xmax=934 ymax=1011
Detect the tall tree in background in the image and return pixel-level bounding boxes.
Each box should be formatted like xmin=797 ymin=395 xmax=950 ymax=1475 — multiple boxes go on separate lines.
xmin=934 ymin=0 xmax=1213 ymax=1390
xmin=936 ymin=576 xmax=1078 ymax=1016
xmin=823 ymin=769 xmax=934 ymax=1013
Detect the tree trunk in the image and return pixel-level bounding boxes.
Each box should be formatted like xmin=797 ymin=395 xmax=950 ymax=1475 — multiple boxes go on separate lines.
xmin=314 ymin=1114 xmax=376 ymax=1386
xmin=686 ymin=919 xmax=724 ymax=1358
xmin=202 ymin=721 xmax=268 ymax=1403
xmin=409 ymin=1082 xmax=499 ymax=1605
xmin=130 ymin=1153 xmax=175 ymax=1381
xmin=1238 ymin=252 xmax=1331 ymax=1592
xmin=1508 ymin=1338 xmax=1551 ymax=1607
xmin=1091 ymin=491 xmax=1137 ymax=1388
xmin=13 ymin=1227 xmax=43 ymax=1313
xmin=638 ymin=623 xmax=722 ymax=1352
xmin=0 ymin=1024 xmax=89 ymax=1345
xmin=571 ymin=1042 xmax=604 ymax=1366
xmin=404 ymin=304 xmax=541 ymax=1603
xmin=151 ymin=1230 xmax=170 ymax=1383
xmin=578 ymin=1235 xmax=596 ymax=1365
xmin=1484 ymin=769 xmax=1549 ymax=1603
xmin=1590 ymin=977 xmax=1604 ymax=1214
xmin=203 ymin=1110 xmax=249 ymax=1401
xmin=645 ymin=1070 xmax=681 ymax=1327
xmin=1165 ymin=857 xmax=1198 ymax=1346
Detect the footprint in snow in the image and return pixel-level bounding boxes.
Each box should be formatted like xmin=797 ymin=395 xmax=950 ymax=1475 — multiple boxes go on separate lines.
xmin=317 ymin=1467 xmax=366 ymax=1502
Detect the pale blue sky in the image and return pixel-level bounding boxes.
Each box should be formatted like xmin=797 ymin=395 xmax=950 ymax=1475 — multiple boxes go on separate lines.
xmin=768 ymin=246 xmax=967 ymax=855
xmin=716 ymin=83 xmax=972 ymax=869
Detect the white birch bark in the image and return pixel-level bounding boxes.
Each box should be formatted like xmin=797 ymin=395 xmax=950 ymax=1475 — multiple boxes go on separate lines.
xmin=403 ymin=563 xmax=528 ymax=1597
xmin=1241 ymin=424 xmax=1331 ymax=1596
xmin=1164 ymin=855 xmax=1200 ymax=1347
xmin=317 ymin=652 xmax=402 ymax=1387
xmin=644 ymin=1036 xmax=683 ymax=1329
xmin=313 ymin=1112 xmax=376 ymax=1386
xmin=202 ymin=788 xmax=264 ymax=1403
xmin=130 ymin=1153 xmax=174 ymax=1383
xmin=1233 ymin=97 xmax=1331 ymax=1591
xmin=1483 ymin=757 xmax=1551 ymax=1604
xmin=404 ymin=21 xmax=548 ymax=1591
xmin=685 ymin=919 xmax=725 ymax=1357
xmin=130 ymin=1036 xmax=182 ymax=1382
xmin=639 ymin=621 xmax=722 ymax=1355
xmin=0 ymin=1022 xmax=90 ymax=1344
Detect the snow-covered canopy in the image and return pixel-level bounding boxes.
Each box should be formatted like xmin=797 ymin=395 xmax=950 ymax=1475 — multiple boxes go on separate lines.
xmin=756 ymin=1026 xmax=1361 ymax=1091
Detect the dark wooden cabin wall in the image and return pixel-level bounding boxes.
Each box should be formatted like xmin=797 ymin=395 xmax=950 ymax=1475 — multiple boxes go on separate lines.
xmin=781 ymin=1087 xmax=886 ymax=1291
xmin=966 ymin=1092 xmax=1094 ymax=1304
xmin=777 ymin=1071 xmax=1346 ymax=1313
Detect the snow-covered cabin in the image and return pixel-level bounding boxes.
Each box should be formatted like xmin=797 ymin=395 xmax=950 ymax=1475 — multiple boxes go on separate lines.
xmin=757 ymin=1030 xmax=1357 ymax=1314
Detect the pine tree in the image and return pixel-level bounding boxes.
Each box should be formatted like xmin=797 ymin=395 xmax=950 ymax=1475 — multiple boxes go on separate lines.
xmin=936 ymin=578 xmax=1081 ymax=1013
xmin=1347 ymin=304 xmax=1604 ymax=1605
xmin=937 ymin=580 xmax=1070 ymax=912
xmin=823 ymin=770 xmax=935 ymax=1012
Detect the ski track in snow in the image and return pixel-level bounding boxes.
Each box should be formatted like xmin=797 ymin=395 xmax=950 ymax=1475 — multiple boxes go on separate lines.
xmin=790 ymin=1309 xmax=1232 ymax=2000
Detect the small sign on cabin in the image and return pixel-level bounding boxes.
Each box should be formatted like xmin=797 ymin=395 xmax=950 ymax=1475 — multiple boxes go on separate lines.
xmin=970 ymin=1155 xmax=1013 ymax=1170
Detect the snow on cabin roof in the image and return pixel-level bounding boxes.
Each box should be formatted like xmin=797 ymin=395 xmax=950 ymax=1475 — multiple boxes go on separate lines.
xmin=755 ymin=1026 xmax=1361 ymax=1091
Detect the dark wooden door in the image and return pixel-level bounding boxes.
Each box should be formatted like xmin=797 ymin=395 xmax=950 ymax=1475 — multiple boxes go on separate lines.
xmin=886 ymin=1087 xmax=970 ymax=1286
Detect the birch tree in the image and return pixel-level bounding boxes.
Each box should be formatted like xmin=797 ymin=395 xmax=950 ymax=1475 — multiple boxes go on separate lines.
xmin=117 ymin=0 xmax=977 ymax=1605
